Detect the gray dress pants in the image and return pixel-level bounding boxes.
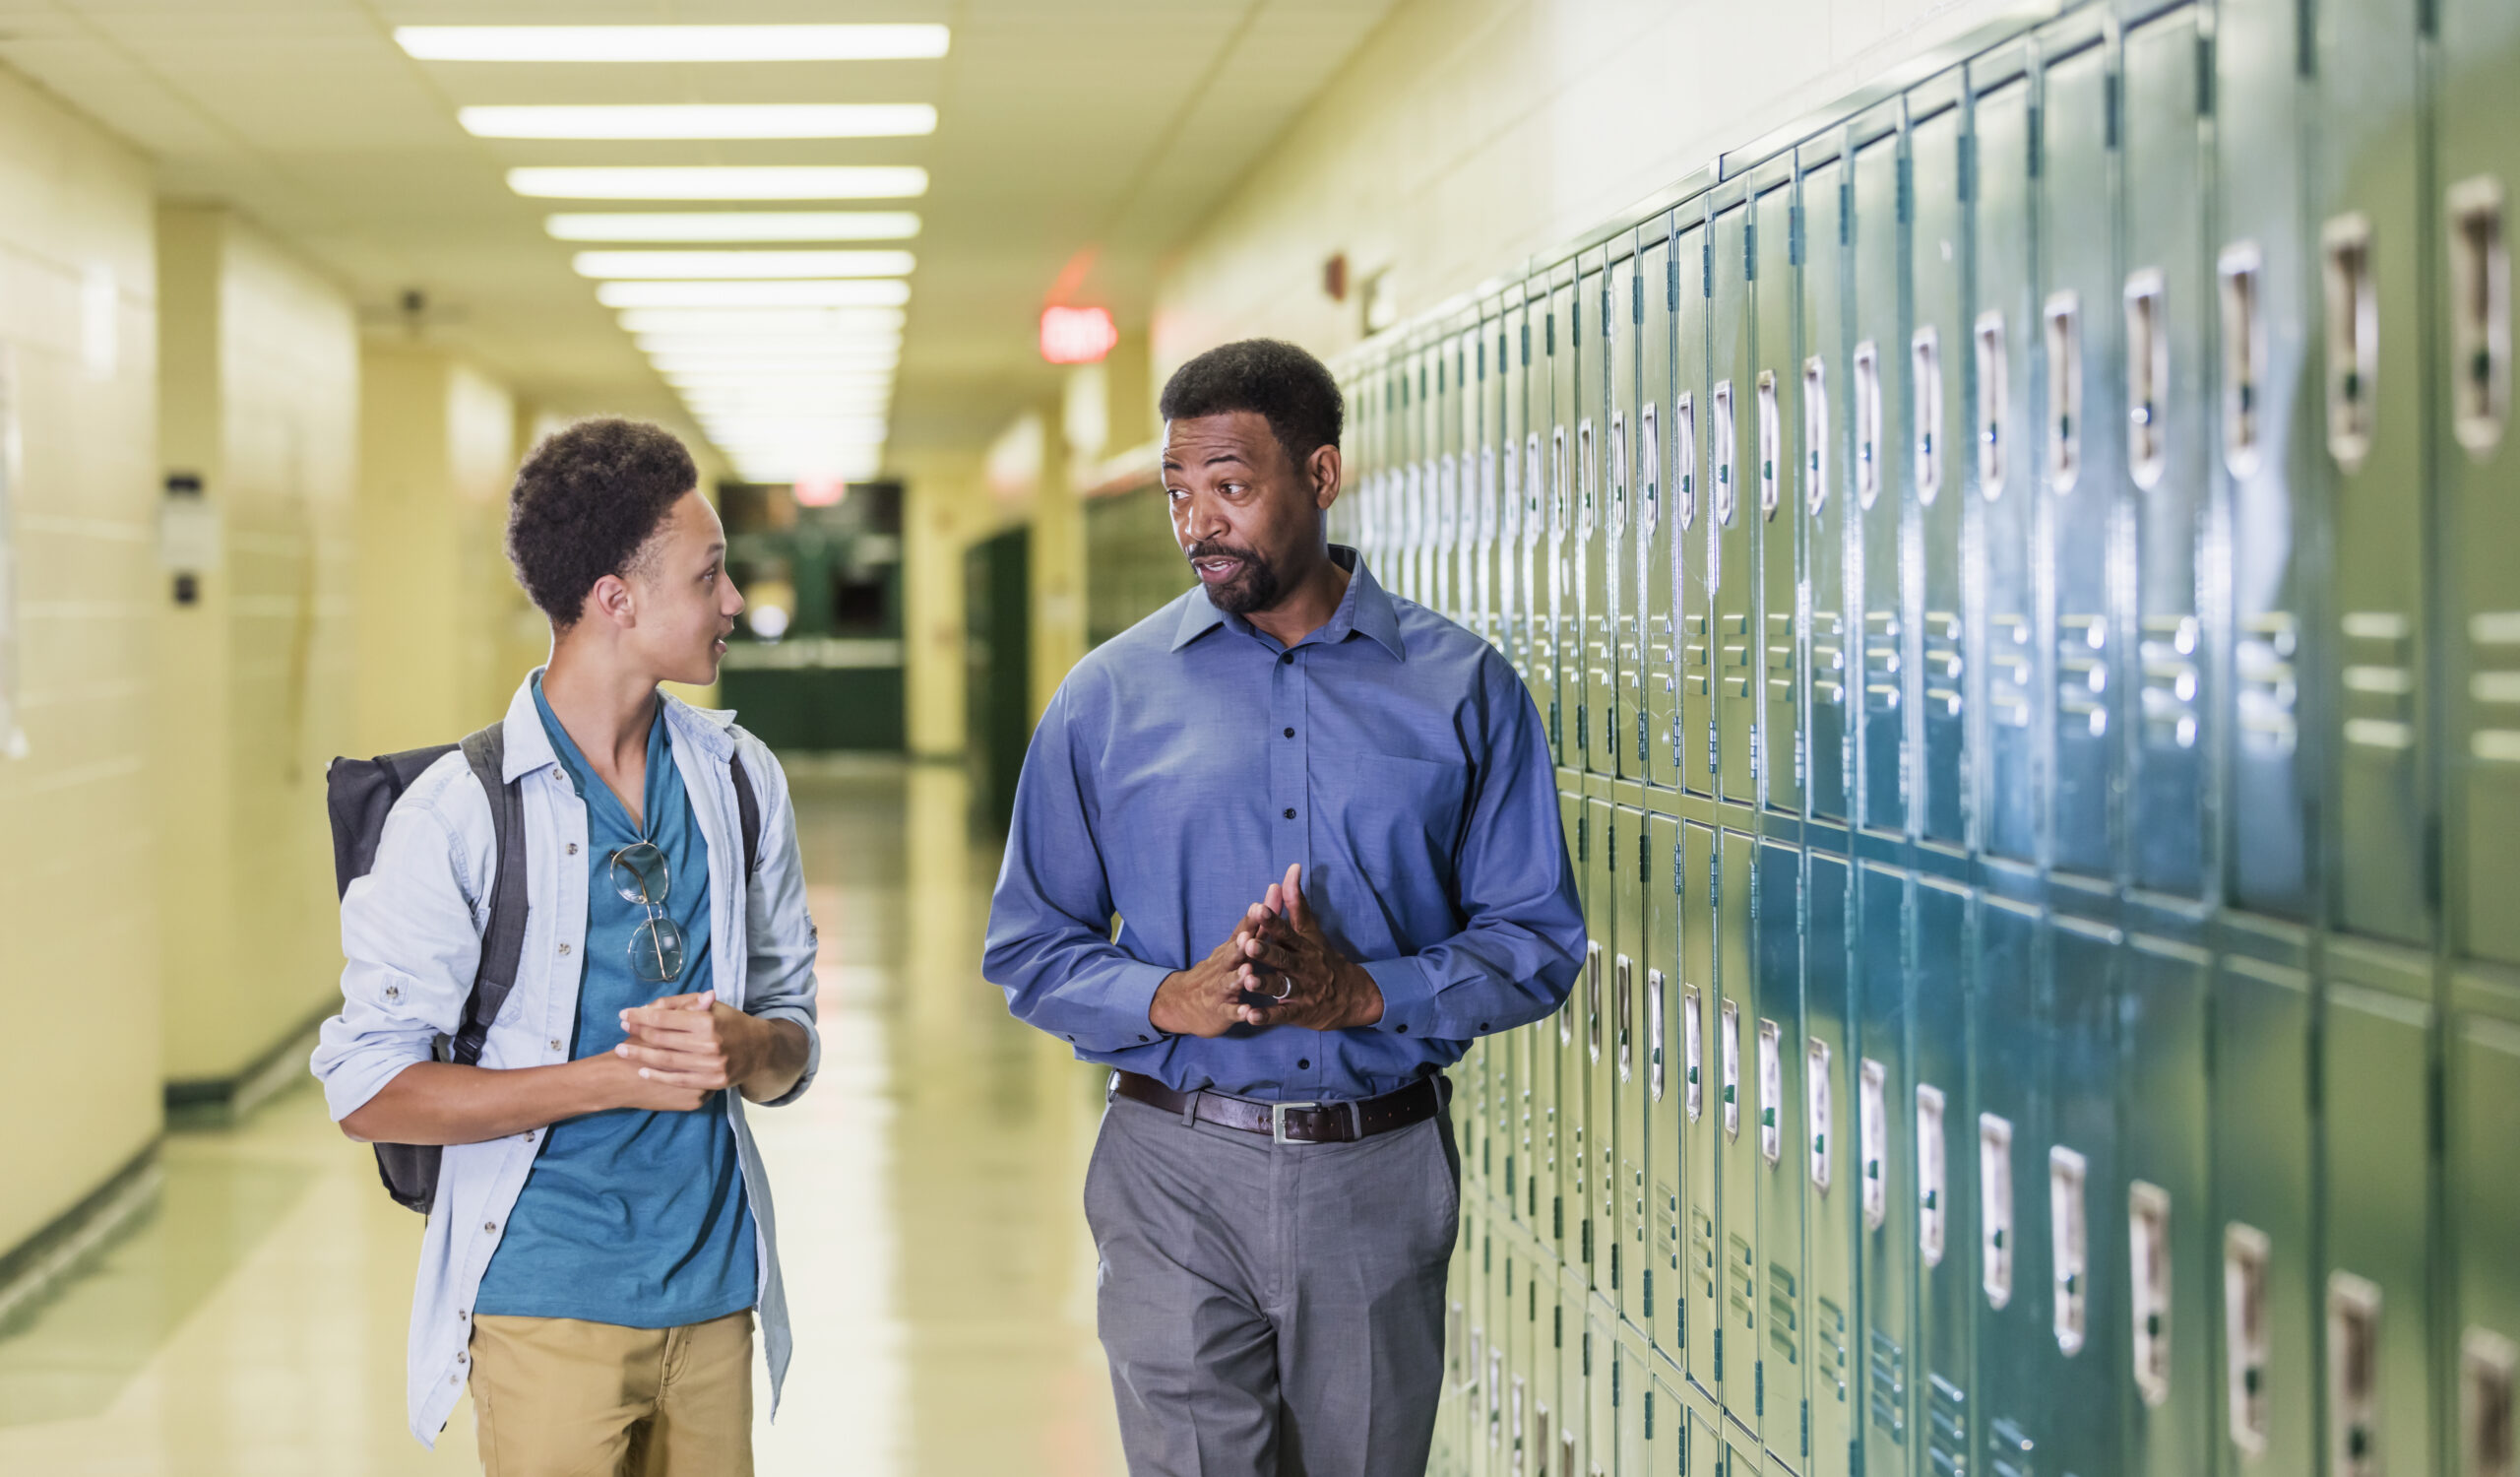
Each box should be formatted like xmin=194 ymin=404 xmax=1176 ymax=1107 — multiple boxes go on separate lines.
xmin=1083 ymin=1084 xmax=1461 ymax=1477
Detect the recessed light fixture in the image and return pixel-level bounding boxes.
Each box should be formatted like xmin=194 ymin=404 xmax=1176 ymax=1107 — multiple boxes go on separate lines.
xmin=509 ymin=166 xmax=927 ymax=201
xmin=574 ymin=250 xmax=915 ymax=281
xmin=550 ymin=213 xmax=921 ymax=243
xmin=463 ymin=103 xmax=936 ymax=140
xmin=619 ymin=307 xmax=906 ymax=336
xmin=597 ymin=280 xmax=913 ymax=308
xmin=395 ymin=25 xmax=951 ymax=63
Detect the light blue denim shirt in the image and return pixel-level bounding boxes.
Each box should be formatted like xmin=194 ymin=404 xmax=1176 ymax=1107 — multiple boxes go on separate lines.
xmin=310 ymin=674 xmax=821 ymax=1447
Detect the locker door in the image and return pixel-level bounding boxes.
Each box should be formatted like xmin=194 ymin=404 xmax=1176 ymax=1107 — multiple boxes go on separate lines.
xmin=1712 ymin=193 xmax=1760 ymax=807
xmin=2040 ymin=35 xmax=2125 ymax=883
xmin=1579 ymin=249 xmax=1614 ymax=777
xmin=1476 ymin=302 xmax=1503 ymax=652
xmin=1855 ymin=862 xmax=1915 ymax=1477
xmin=2209 ymin=944 xmax=2315 ymax=1477
xmin=2448 ymin=985 xmax=2520 ymax=1477
xmin=2044 ymin=918 xmax=2122 ymax=1477
xmin=1619 ymin=804 xmax=1655 ymax=1328
xmin=1589 ymin=796 xmax=1621 ymax=1289
xmin=1799 ymin=145 xmax=1855 ymax=825
xmin=1618 ymin=1330 xmax=1654 ymax=1477
xmin=1425 ymin=338 xmax=1446 ymax=612
xmin=1649 ymin=811 xmax=1686 ymax=1357
xmin=1652 ymin=1371 xmax=1686 ymax=1477
xmin=1440 ymin=328 xmax=1464 ymax=626
xmin=1450 ymin=1201 xmax=1480 ymax=1477
xmin=1851 ymin=128 xmax=1912 ymax=838
xmin=1802 ymin=853 xmax=1858 ymax=1477
xmin=2118 ymin=932 xmax=2213 ymax=1477
xmin=1642 ymin=225 xmax=1681 ymax=793
xmin=1755 ymin=838 xmax=1809 ymax=1466
xmin=1552 ymin=263 xmax=1583 ymax=769
xmin=1910 ymin=96 xmax=1969 ymax=851
xmin=1678 ymin=219 xmax=1718 ymax=798
xmin=2437 ymin=0 xmax=2520 ymax=963
xmin=1717 ymin=827 xmax=1762 ymax=1424
xmin=2121 ymin=9 xmax=2213 ymax=899
xmin=1972 ymin=891 xmax=2048 ymax=1477
xmin=2215 ymin=0 xmax=2316 ymax=918
xmin=1753 ymin=176 xmax=1803 ymax=816
xmin=1532 ymin=282 xmax=1566 ymax=765
xmin=1972 ymin=74 xmax=2041 ymax=867
xmin=1591 ymin=1309 xmax=1618 ymax=1476
xmin=1681 ymin=819 xmax=1723 ymax=1398
xmin=2310 ymin=0 xmax=2427 ymax=943
xmin=1481 ymin=1226 xmax=1506 ymax=1477
xmin=2319 ymin=944 xmax=2437 ymax=1477
xmin=1606 ymin=246 xmax=1639 ymax=780
xmin=1561 ymin=1270 xmax=1592 ymax=1477
xmin=1556 ymin=789 xmax=1585 ymax=1261
xmin=1403 ymin=343 xmax=1427 ymax=608
xmin=1506 ymin=297 xmax=1540 ymax=719
xmin=1911 ymin=877 xmax=1975 ymax=1477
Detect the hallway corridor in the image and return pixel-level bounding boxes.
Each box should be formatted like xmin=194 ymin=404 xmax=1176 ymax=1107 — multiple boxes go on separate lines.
xmin=0 ymin=761 xmax=1126 ymax=1477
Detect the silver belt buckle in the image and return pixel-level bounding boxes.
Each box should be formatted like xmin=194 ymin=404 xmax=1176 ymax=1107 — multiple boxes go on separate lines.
xmin=1271 ymin=1101 xmax=1321 ymax=1144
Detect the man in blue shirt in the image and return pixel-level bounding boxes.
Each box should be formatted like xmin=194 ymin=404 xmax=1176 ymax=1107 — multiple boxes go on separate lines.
xmin=318 ymin=418 xmax=819 ymax=1474
xmin=986 ymin=339 xmax=1585 ymax=1476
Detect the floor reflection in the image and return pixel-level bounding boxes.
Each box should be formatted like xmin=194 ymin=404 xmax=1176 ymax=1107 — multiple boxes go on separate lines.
xmin=0 ymin=756 xmax=1125 ymax=1477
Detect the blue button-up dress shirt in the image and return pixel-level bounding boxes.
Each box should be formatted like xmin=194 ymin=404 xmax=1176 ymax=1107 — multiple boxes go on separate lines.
xmin=984 ymin=546 xmax=1584 ymax=1102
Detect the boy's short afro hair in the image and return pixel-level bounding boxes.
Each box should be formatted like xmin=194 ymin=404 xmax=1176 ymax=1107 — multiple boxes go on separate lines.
xmin=505 ymin=417 xmax=698 ymax=625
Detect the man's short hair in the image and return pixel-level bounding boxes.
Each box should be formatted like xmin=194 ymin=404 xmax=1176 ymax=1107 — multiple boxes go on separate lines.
xmin=506 ymin=417 xmax=698 ymax=625
xmin=1157 ymin=339 xmax=1345 ymax=470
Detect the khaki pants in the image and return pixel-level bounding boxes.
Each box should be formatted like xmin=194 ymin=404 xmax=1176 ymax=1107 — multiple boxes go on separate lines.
xmin=468 ymin=1309 xmax=755 ymax=1477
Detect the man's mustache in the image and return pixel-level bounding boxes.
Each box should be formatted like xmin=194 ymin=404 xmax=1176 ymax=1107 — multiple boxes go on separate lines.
xmin=1185 ymin=541 xmax=1264 ymax=566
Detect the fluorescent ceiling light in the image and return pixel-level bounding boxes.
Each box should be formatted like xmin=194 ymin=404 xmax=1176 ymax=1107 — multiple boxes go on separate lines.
xmin=549 ymin=212 xmax=920 ymax=243
xmin=396 ymin=25 xmax=950 ymax=63
xmin=643 ymin=340 xmax=901 ymax=357
xmin=575 ymin=250 xmax=914 ymax=281
xmin=655 ymin=363 xmax=900 ymax=380
xmin=598 ymin=280 xmax=912 ymax=309
xmin=620 ymin=306 xmax=905 ymax=335
xmin=464 ymin=104 xmax=934 ymax=140
xmin=510 ymin=166 xmax=926 ymax=201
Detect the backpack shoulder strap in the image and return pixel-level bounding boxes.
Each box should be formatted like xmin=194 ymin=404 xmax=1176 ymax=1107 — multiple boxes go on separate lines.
xmin=729 ymin=749 xmax=761 ymax=884
xmin=452 ymin=724 xmax=529 ymax=1066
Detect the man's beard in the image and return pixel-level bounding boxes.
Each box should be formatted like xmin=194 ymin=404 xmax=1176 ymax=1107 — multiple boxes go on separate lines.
xmin=1188 ymin=540 xmax=1284 ymax=614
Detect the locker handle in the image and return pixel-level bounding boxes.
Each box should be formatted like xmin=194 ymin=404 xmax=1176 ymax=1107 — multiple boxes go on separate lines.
xmin=2449 ymin=177 xmax=2509 ymax=455
xmin=1673 ymin=393 xmax=1698 ymax=531
xmin=1757 ymin=369 xmax=1783 ymax=520
xmin=1807 ymin=1037 xmax=1833 ymax=1191
xmin=1975 ymin=310 xmax=2008 ymax=500
xmin=1916 ymin=1084 xmax=1947 ymax=1266
xmin=1614 ymin=955 xmax=1633 ymax=1082
xmin=1551 ymin=425 xmax=1569 ymax=536
xmin=1757 ymin=1018 xmax=1783 ymax=1166
xmin=2046 ymin=292 xmax=2083 ymax=494
xmin=1803 ymin=356 xmax=1830 ymax=514
xmin=2051 ymin=1147 xmax=2090 ymax=1355
xmin=2329 ymin=1272 xmax=2383 ymax=1477
xmin=1639 ymin=402 xmax=1660 ymax=536
xmin=2465 ymin=1328 xmax=2518 ymax=1477
xmin=2225 ymin=1223 xmax=2272 ymax=1457
xmin=1577 ymin=418 xmax=1597 ymax=540
xmin=2123 ymin=270 xmax=2168 ymax=490
xmin=1853 ymin=341 xmax=1883 ymax=509
xmin=1980 ymin=1114 xmax=2014 ymax=1309
xmin=1720 ymin=999 xmax=1741 ymax=1140
xmin=1712 ymin=381 xmax=1737 ymax=525
xmin=2219 ymin=243 xmax=2266 ymax=478
xmin=1525 ymin=434 xmax=1545 ymax=546
xmin=1911 ymin=326 xmax=1944 ymax=504
xmin=2323 ymin=213 xmax=2379 ymax=472
xmin=1859 ymin=1058 xmax=1888 ymax=1231
xmin=1682 ymin=985 xmax=1704 ymax=1123
xmin=1609 ymin=410 xmax=1629 ymax=540
xmin=2129 ymin=1181 xmax=2173 ymax=1407
xmin=1585 ymin=941 xmax=1603 ymax=1063
xmin=1647 ymin=969 xmax=1667 ymax=1103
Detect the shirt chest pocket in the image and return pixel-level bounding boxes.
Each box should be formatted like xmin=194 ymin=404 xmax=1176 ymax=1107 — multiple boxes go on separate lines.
xmin=1327 ymin=750 xmax=1471 ymax=867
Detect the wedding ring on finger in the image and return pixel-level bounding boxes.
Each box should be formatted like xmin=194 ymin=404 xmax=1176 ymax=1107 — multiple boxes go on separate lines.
xmin=1271 ymin=975 xmax=1294 ymax=1001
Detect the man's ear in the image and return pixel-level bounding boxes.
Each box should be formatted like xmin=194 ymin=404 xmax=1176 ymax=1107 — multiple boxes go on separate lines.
xmin=586 ymin=571 xmax=637 ymax=628
xmin=1308 ymin=443 xmax=1344 ymax=511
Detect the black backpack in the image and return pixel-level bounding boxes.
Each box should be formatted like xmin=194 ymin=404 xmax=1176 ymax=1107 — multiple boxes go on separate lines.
xmin=326 ymin=721 xmax=760 ymax=1214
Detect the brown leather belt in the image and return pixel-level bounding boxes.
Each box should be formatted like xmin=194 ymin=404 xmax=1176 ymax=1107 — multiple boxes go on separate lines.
xmin=1111 ymin=1070 xmax=1448 ymax=1144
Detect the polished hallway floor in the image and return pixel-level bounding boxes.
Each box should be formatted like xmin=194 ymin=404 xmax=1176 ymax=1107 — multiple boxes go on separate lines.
xmin=0 ymin=760 xmax=1126 ymax=1476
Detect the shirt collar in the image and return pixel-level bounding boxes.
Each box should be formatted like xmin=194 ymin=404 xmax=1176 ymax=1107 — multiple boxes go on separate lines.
xmin=1168 ymin=545 xmax=1407 ymax=661
xmin=500 ymin=668 xmax=735 ymax=782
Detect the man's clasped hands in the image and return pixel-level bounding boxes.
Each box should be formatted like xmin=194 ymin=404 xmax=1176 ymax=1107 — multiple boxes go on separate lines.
xmin=1147 ymin=864 xmax=1386 ymax=1037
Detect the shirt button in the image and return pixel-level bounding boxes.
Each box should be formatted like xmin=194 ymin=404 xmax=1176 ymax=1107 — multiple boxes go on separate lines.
xmin=1281 ymin=652 xmax=1294 ymax=665
xmin=549 ymin=1039 xmax=564 ymax=1052
xmin=1283 ymin=807 xmax=1296 ymax=819
xmin=567 ymin=843 xmax=579 ymax=856
xmin=1138 ymin=1034 xmax=1150 ymax=1043
xmin=483 ymin=1221 xmax=497 ymax=1234
xmin=1284 ymin=728 xmax=1295 ymax=738
xmin=1297 ymin=1058 xmax=1310 ymax=1069
xmin=558 ymin=943 xmax=572 ymax=956
xmin=1396 ymin=1024 xmax=1409 ymax=1034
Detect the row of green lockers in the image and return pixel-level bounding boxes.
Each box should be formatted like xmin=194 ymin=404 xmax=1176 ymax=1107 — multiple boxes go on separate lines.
xmin=1325 ymin=1 xmax=2520 ymax=1475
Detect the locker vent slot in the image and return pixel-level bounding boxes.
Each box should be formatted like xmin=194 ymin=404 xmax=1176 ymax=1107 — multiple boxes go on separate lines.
xmin=1713 ymin=380 xmax=1738 ymax=525
xmin=1869 ymin=1326 xmax=1909 ymax=1439
xmin=1854 ymin=340 xmax=1884 ymax=508
xmin=1912 ymin=326 xmax=1945 ymax=503
xmin=2220 ymin=243 xmax=2266 ymax=477
xmin=2329 ymin=1271 xmax=2382 ymax=1477
xmin=1916 ymin=1083 xmax=1947 ymax=1265
xmin=1860 ymin=1057 xmax=1889 ymax=1230
xmin=2340 ymin=610 xmax=2416 ymax=751
xmin=1758 ymin=1017 xmax=1784 ymax=1165
xmin=2465 ymin=1328 xmax=2518 ymax=1477
xmin=2059 ymin=613 xmax=2109 ymax=738
xmin=2045 ymin=292 xmax=2082 ymax=493
xmin=1987 ymin=1417 xmax=2036 ymax=1477
xmin=2050 ymin=1145 xmax=2089 ymax=1355
xmin=1924 ymin=610 xmax=1963 ymax=719
xmin=1808 ymin=1036 xmax=1835 ymax=1191
xmin=1674 ymin=392 xmax=1698 ymax=530
xmin=2449 ymin=177 xmax=2509 ymax=454
xmin=2226 ymin=1222 xmax=2271 ymax=1456
xmin=2323 ymin=213 xmax=2379 ymax=471
xmin=1684 ymin=984 xmax=1705 ymax=1121
xmin=1927 ymin=1374 xmax=1968 ymax=1476
xmin=1648 ymin=969 xmax=1667 ymax=1101
xmin=1616 ymin=954 xmax=1634 ymax=1081
xmin=1814 ymin=610 xmax=1847 ymax=708
xmin=2123 ymin=269 xmax=2168 ymax=489
xmin=1991 ymin=614 xmax=2033 ymax=729
xmin=1771 ymin=1261 xmax=1802 ymax=1364
xmin=1975 ymin=310 xmax=2008 ymax=499
xmin=2237 ymin=612 xmax=2300 ymax=751
xmin=1587 ymin=941 xmax=1604 ymax=1062
xmin=1818 ymin=1296 xmax=1850 ymax=1403
xmin=1721 ymin=999 xmax=1742 ymax=1139
xmin=2129 ymin=1180 xmax=2172 ymax=1406
xmin=1980 ymin=1113 xmax=2014 ymax=1309
xmin=2141 ymin=613 xmax=2201 ymax=748
xmin=1758 ymin=369 xmax=1783 ymax=519
xmin=1730 ymin=1232 xmax=1757 ymax=1325
xmin=1804 ymin=356 xmax=1831 ymax=512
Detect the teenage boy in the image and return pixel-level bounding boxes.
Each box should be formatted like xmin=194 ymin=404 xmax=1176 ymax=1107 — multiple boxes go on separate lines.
xmin=313 ymin=417 xmax=820 ymax=1476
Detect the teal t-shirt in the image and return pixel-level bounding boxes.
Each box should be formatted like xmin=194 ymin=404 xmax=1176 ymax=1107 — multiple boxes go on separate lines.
xmin=473 ymin=679 xmax=757 ymax=1326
